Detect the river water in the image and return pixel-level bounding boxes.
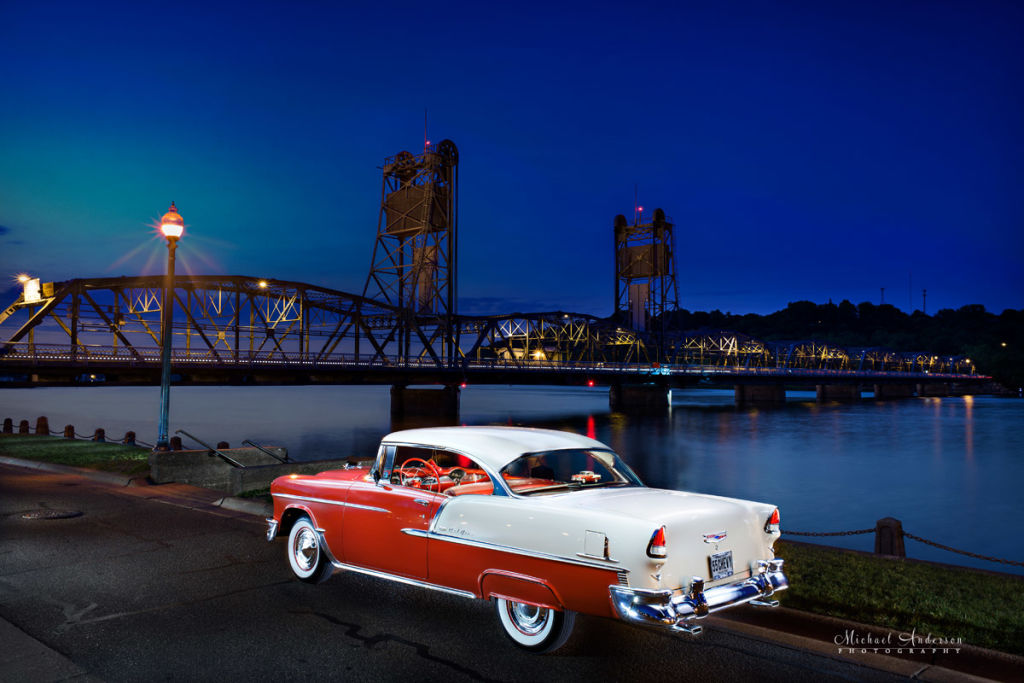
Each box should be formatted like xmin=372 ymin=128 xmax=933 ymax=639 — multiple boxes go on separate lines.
xmin=1 ymin=385 xmax=1021 ymax=574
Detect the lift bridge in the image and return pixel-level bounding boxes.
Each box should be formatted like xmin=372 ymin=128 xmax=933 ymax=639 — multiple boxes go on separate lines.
xmin=0 ymin=141 xmax=984 ymax=412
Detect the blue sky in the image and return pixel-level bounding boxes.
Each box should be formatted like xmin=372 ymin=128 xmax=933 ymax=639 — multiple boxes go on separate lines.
xmin=1 ymin=0 xmax=1021 ymax=316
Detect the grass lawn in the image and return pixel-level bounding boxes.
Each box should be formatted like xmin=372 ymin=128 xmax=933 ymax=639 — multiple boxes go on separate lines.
xmin=775 ymin=539 xmax=1024 ymax=655
xmin=0 ymin=434 xmax=150 ymax=476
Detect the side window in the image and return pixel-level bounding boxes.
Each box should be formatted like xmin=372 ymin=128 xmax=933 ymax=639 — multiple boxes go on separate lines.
xmin=390 ymin=447 xmax=494 ymax=496
xmin=376 ymin=445 xmax=395 ymax=483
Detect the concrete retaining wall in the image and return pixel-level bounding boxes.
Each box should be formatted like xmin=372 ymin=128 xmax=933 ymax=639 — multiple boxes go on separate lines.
xmin=227 ymin=460 xmax=355 ymax=496
xmin=149 ymin=446 xmax=350 ymax=494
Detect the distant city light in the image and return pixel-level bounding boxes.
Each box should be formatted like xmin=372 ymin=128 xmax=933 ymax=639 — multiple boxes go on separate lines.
xmin=587 ymin=379 xmax=595 ymax=387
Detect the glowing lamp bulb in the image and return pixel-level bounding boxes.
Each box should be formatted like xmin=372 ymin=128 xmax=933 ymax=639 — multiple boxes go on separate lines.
xmin=17 ymin=274 xmax=30 ymax=283
xmin=258 ymin=280 xmax=268 ymax=289
xmin=587 ymin=380 xmax=595 ymax=387
xmin=159 ymin=202 xmax=185 ymax=239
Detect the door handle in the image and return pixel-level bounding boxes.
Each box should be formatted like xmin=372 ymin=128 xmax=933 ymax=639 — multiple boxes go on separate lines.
xmin=414 ymin=499 xmax=430 ymax=507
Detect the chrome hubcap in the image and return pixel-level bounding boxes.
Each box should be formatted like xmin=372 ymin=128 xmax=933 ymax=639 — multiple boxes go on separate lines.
xmin=293 ymin=528 xmax=318 ymax=571
xmin=507 ymin=602 xmax=549 ymax=635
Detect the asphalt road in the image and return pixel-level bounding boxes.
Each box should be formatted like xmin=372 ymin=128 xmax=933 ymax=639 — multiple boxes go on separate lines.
xmin=0 ymin=464 xmax=910 ymax=683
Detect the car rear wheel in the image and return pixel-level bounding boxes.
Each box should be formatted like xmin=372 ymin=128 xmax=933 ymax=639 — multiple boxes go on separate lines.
xmin=287 ymin=516 xmax=333 ymax=584
xmin=494 ymin=598 xmax=575 ymax=653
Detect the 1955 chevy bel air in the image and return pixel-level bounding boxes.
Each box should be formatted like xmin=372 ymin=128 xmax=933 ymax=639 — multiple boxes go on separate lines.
xmin=267 ymin=426 xmax=788 ymax=652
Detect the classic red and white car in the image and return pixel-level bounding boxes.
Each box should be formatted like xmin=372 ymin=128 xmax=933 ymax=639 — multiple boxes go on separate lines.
xmin=267 ymin=426 xmax=788 ymax=652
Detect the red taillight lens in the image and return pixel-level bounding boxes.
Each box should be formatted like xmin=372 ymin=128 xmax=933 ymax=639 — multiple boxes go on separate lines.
xmin=647 ymin=526 xmax=667 ymax=558
xmin=765 ymin=508 xmax=780 ymax=533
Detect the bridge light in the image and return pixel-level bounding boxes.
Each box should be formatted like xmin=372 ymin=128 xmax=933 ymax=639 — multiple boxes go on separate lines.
xmin=160 ymin=202 xmax=185 ymax=240
xmin=155 ymin=202 xmax=184 ymax=452
xmin=258 ymin=280 xmax=268 ymax=288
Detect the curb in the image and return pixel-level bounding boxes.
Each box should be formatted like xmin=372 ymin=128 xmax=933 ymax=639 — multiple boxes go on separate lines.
xmin=217 ymin=496 xmax=273 ymax=517
xmin=0 ymin=455 xmax=139 ymax=487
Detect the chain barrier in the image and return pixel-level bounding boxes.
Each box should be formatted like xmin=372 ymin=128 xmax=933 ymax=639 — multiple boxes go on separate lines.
xmin=783 ymin=526 xmax=1024 ymax=567
xmin=782 ymin=528 xmax=874 ymax=537
xmin=902 ymin=531 xmax=1024 ymax=568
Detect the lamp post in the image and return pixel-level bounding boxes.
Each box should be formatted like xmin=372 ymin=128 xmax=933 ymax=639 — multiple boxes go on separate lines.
xmin=155 ymin=202 xmax=184 ymax=451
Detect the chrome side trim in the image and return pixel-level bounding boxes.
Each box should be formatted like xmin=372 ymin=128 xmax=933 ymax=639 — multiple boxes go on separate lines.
xmin=329 ymin=560 xmax=477 ymax=600
xmin=402 ymin=528 xmax=628 ymax=573
xmin=266 ymin=518 xmax=279 ymax=542
xmin=576 ymin=552 xmax=620 ymax=563
xmin=609 ymin=560 xmax=787 ymax=636
xmin=273 ymin=493 xmax=389 ymax=514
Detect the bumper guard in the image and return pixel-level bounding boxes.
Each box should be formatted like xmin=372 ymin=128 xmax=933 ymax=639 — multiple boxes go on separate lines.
xmin=609 ymin=559 xmax=787 ymax=636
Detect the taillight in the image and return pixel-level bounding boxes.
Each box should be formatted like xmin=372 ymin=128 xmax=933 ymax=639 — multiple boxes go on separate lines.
xmin=647 ymin=526 xmax=667 ymax=558
xmin=765 ymin=508 xmax=780 ymax=533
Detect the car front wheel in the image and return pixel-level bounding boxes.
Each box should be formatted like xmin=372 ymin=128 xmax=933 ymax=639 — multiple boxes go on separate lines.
xmin=494 ymin=598 xmax=575 ymax=653
xmin=287 ymin=516 xmax=333 ymax=584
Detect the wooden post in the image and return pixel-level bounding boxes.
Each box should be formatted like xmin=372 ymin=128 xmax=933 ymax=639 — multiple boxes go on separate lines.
xmin=35 ymin=416 xmax=49 ymax=435
xmin=92 ymin=428 xmax=106 ymax=442
xmin=874 ymin=517 xmax=906 ymax=557
xmin=18 ymin=420 xmax=30 ymax=434
xmin=64 ymin=425 xmax=75 ymax=439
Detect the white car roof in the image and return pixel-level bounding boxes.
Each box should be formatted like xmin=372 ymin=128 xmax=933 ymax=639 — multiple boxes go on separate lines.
xmin=381 ymin=426 xmax=610 ymax=471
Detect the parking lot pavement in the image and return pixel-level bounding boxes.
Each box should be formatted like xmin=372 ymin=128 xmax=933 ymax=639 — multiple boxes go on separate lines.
xmin=0 ymin=463 xmax=992 ymax=682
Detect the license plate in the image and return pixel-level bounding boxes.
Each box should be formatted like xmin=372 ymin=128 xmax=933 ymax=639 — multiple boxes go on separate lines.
xmin=709 ymin=550 xmax=733 ymax=580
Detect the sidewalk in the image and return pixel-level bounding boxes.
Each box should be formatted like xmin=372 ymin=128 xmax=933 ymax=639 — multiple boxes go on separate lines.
xmin=1 ymin=455 xmax=1020 ymax=682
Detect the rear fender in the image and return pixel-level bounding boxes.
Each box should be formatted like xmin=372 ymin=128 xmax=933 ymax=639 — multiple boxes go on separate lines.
xmin=480 ymin=570 xmax=564 ymax=611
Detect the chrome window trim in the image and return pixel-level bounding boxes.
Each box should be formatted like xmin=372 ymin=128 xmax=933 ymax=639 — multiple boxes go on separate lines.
xmin=329 ymin=560 xmax=477 ymax=600
xmin=273 ymin=492 xmax=389 ymax=514
xmin=381 ymin=440 xmax=512 ymax=497
xmin=402 ymin=528 xmax=628 ymax=573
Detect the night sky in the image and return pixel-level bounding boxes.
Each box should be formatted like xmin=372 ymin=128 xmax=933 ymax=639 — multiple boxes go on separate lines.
xmin=1 ymin=1 xmax=1021 ymax=317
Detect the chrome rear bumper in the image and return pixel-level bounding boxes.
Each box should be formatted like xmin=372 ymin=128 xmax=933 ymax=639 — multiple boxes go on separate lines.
xmin=609 ymin=559 xmax=787 ymax=636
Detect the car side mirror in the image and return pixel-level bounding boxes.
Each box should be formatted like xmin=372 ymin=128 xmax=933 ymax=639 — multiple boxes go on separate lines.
xmin=371 ymin=468 xmax=381 ymax=483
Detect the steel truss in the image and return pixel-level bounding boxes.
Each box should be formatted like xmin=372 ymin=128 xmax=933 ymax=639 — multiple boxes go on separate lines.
xmin=363 ymin=141 xmax=459 ymax=365
xmin=0 ymin=277 xmax=973 ymax=378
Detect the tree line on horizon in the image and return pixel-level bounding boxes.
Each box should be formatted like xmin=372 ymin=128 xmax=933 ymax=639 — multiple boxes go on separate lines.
xmin=653 ymin=300 xmax=1023 ymax=389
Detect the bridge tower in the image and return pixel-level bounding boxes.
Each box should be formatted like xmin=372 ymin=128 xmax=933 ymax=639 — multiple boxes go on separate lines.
xmin=363 ymin=140 xmax=458 ymax=363
xmin=613 ymin=208 xmax=679 ymax=335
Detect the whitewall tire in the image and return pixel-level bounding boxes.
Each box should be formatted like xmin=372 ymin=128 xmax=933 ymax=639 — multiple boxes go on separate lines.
xmin=287 ymin=516 xmax=333 ymax=584
xmin=494 ymin=598 xmax=575 ymax=653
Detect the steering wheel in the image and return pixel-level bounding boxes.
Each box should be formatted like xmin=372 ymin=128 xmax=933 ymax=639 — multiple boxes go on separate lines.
xmin=397 ymin=457 xmax=441 ymax=491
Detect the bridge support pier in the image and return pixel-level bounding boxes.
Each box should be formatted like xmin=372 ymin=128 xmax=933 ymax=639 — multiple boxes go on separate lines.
xmin=873 ymin=384 xmax=916 ymax=399
xmin=735 ymin=384 xmax=786 ymax=407
xmin=609 ymin=384 xmax=669 ymax=412
xmin=390 ymin=385 xmax=460 ymax=421
xmin=917 ymin=383 xmax=951 ymax=397
xmin=816 ymin=384 xmax=860 ymax=401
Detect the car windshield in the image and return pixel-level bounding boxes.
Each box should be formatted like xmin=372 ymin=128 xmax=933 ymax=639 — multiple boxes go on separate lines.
xmin=499 ymin=448 xmax=644 ymax=496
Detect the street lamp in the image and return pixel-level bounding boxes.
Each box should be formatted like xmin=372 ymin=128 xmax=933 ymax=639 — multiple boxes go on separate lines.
xmin=155 ymin=202 xmax=184 ymax=451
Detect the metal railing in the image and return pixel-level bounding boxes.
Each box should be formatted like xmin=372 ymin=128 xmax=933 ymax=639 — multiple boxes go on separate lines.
xmin=0 ymin=342 xmax=984 ymax=381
